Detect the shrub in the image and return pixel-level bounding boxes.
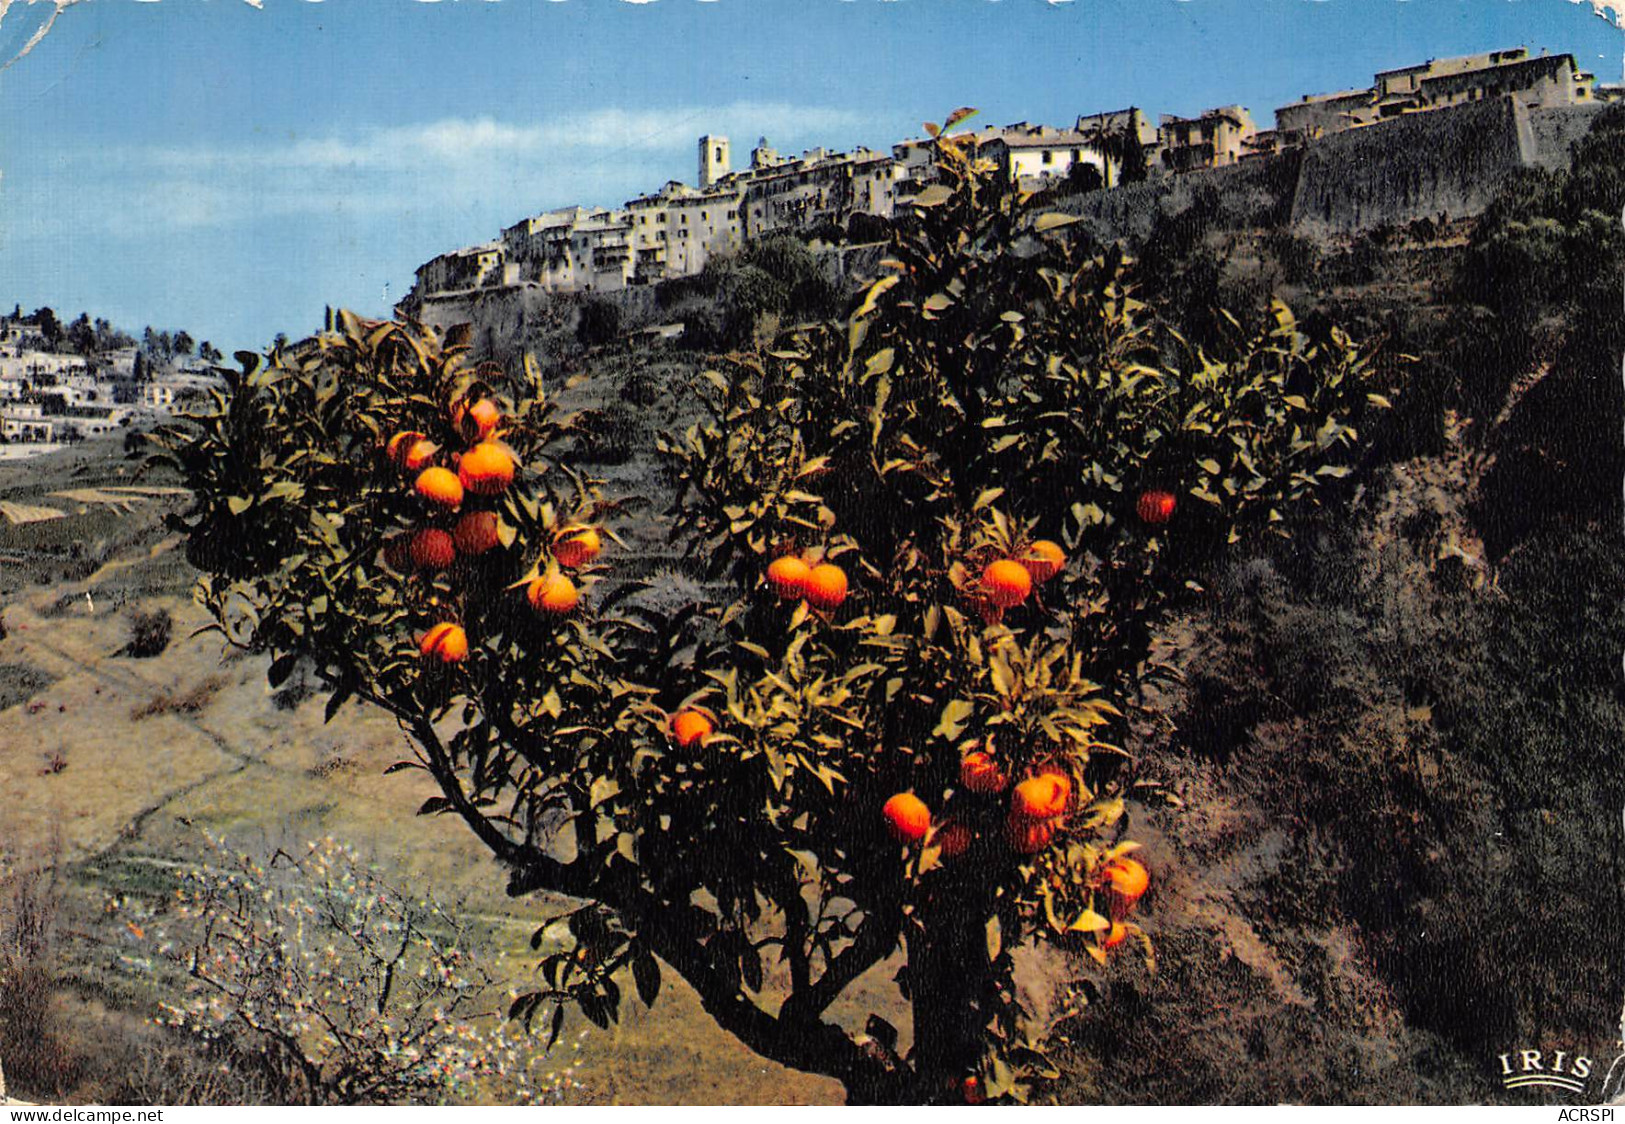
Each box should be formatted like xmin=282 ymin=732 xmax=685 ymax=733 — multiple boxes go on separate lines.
xmin=122 ymin=608 xmax=173 ymax=658
xmin=0 ymin=845 xmax=79 ymax=1099
xmin=149 ymin=833 xmax=575 ymax=1106
xmin=575 ymin=298 xmax=622 ymax=349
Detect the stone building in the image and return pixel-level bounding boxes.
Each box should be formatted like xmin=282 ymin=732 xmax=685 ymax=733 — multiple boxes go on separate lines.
xmin=699 ymin=135 xmax=731 ymax=189
xmin=661 ymin=186 xmax=745 ymax=277
xmin=414 ymin=243 xmax=507 ymax=295
xmin=1277 ymin=47 xmax=1600 ymax=140
xmin=1 ymin=402 xmax=54 ymax=442
xmin=1157 ymin=106 xmax=1258 ymax=173
xmin=735 ymin=146 xmax=895 ymax=238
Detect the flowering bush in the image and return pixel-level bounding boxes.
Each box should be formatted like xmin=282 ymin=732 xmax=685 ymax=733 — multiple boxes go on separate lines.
xmin=151 ymin=833 xmax=579 ymax=1105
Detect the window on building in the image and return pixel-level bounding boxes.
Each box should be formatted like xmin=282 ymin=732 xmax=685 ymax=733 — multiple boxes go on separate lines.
xmin=1042 ymin=151 xmax=1053 ymax=164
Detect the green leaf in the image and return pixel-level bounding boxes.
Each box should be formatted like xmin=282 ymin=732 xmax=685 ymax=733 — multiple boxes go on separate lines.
xmin=933 ymin=699 xmax=975 ymax=740
xmin=1069 ymin=908 xmax=1111 ymax=933
xmin=913 ymin=184 xmax=953 ymax=208
xmin=632 ymin=952 xmax=662 ymax=1007
xmin=1033 ymin=212 xmax=1081 ymax=232
xmin=227 ymin=496 xmax=252 ymax=516
xmin=972 ymin=487 xmax=1005 ymax=512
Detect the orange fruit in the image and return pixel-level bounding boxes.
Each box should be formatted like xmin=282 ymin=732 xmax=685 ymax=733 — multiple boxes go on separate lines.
xmin=883 ymin=792 xmax=931 ymax=844
xmin=1011 ymin=772 xmax=1071 ymax=821
xmin=454 ymin=397 xmax=502 ymax=441
xmin=409 ymin=528 xmax=457 ymax=571
xmin=959 ymin=750 xmax=1008 ymax=794
xmin=1006 ymin=813 xmax=1056 ymax=854
xmin=458 ymin=441 xmax=514 ymax=496
xmin=527 ymin=572 xmax=578 ymax=615
xmin=415 ymin=466 xmax=464 ymax=509
xmin=803 ymin=562 xmax=848 ymax=610
xmin=1101 ymin=920 xmax=1129 ymax=950
xmin=1137 ymin=489 xmax=1177 ymax=525
xmin=1021 ymin=540 xmax=1066 ymax=584
xmin=386 ymin=430 xmax=428 ymax=467
xmin=381 ymin=534 xmax=415 ymax=574
xmin=982 ymin=558 xmax=1032 ymax=609
xmin=934 ymin=820 xmax=972 ymax=859
xmin=452 ymin=510 xmax=501 ymax=556
xmin=670 ymin=709 xmax=714 ymax=748
xmin=402 ymin=439 xmax=439 ymax=472
xmin=553 ymin=527 xmax=602 ymax=569
xmin=961 ymin=1076 xmax=987 ymax=1105
xmin=1103 ymin=856 xmax=1150 ymax=911
xmin=766 ymin=555 xmax=812 ymax=600
xmin=418 ymin=622 xmax=468 ymax=663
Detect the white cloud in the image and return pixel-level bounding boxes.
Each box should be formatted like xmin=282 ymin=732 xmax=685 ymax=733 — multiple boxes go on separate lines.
xmin=37 ymin=103 xmax=875 ymax=238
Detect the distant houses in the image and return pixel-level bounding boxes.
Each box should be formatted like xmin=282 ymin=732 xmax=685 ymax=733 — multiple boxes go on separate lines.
xmin=0 ymin=313 xmax=209 ymax=449
xmin=402 ymin=45 xmax=1612 ymax=308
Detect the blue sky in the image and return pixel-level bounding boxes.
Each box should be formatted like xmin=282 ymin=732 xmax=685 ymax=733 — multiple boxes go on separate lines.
xmin=0 ymin=0 xmax=1619 ymax=352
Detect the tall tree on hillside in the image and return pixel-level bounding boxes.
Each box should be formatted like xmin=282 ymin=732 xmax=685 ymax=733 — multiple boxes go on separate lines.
xmin=33 ymin=307 xmax=62 ymax=348
xmin=67 ymin=313 xmax=95 ymax=356
xmin=174 ymin=330 xmax=195 ymax=357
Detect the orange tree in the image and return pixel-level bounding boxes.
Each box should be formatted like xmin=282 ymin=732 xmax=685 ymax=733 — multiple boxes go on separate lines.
xmin=151 ymin=115 xmax=1387 ymax=1105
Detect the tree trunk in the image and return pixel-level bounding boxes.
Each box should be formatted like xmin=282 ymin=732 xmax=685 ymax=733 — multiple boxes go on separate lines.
xmin=903 ymin=889 xmax=993 ymax=1104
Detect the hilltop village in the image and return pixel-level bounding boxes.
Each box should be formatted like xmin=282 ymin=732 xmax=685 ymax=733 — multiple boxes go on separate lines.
xmin=0 ymin=314 xmax=215 ymax=455
xmin=402 ymin=46 xmax=1620 ymax=308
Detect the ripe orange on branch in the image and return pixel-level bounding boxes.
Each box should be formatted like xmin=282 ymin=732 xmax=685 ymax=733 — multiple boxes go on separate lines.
xmin=981 ymin=559 xmax=1032 ymax=609
xmin=409 ymin=528 xmax=457 ymax=571
xmin=418 ymin=622 xmax=468 ymax=664
xmin=803 ymin=563 xmax=849 ymax=611
xmin=415 ymin=467 xmax=464 ymax=510
xmin=553 ymin=527 xmax=602 ymax=569
xmin=453 ymin=397 xmax=502 ymax=442
xmin=527 ymin=573 xmax=579 ymax=615
xmin=766 ymin=555 xmax=812 ymax=600
xmin=1011 ymin=772 xmax=1071 ymax=821
xmin=381 ymin=534 xmax=415 ymax=574
xmin=670 ymin=709 xmax=714 ymax=748
xmin=1006 ymin=813 xmax=1057 ymax=854
xmin=960 ymin=750 xmax=1008 ymax=794
xmin=452 ymin=510 xmax=501 ymax=556
xmin=1020 ymin=540 xmax=1066 ymax=584
xmin=1137 ymin=489 xmax=1177 ymax=525
xmin=883 ymin=793 xmax=931 ymax=844
xmin=458 ymin=442 xmax=514 ymax=496
xmin=1103 ymin=856 xmax=1150 ymax=912
xmin=934 ymin=819 xmax=972 ymax=858
xmin=386 ymin=430 xmax=431 ymax=469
